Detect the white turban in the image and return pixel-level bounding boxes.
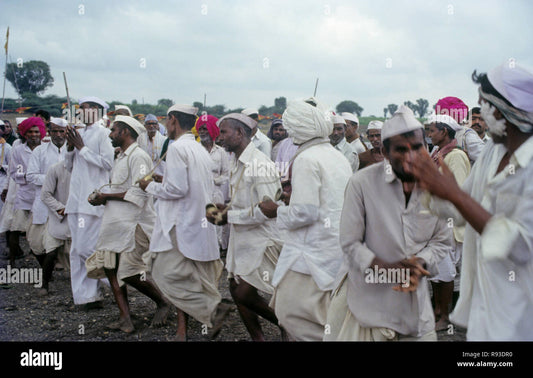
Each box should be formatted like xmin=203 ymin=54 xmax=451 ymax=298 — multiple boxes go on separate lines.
xmin=382 ymin=105 xmax=423 ymax=141
xmin=113 ymin=115 xmax=146 ymax=137
xmin=426 ymin=114 xmax=462 ymax=131
xmin=282 ymin=97 xmax=334 ymax=145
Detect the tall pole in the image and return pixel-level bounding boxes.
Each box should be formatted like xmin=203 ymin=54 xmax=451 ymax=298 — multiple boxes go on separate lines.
xmin=1 ymin=27 xmax=9 ymax=113
xmin=203 ymin=93 xmax=206 ymax=108
xmin=63 ymin=72 xmax=71 ymax=125
xmin=313 ymin=77 xmax=319 ymax=97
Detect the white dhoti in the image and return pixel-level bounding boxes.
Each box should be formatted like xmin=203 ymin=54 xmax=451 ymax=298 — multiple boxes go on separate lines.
xmin=324 ymin=276 xmax=437 ymax=341
xmin=86 ymin=225 xmax=151 ymax=287
xmin=43 ymin=232 xmax=71 ymax=270
xmin=150 ymin=227 xmax=223 ymax=327
xmin=10 ymin=208 xmax=31 ymax=232
xmin=270 ymin=270 xmax=331 ymax=341
xmin=68 ymin=213 xmax=105 ymax=305
xmin=27 ymin=214 xmax=46 ymax=255
xmin=228 ymin=244 xmax=280 ymax=295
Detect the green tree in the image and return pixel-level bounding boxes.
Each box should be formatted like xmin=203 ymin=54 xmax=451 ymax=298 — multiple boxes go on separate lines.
xmin=157 ymin=98 xmax=174 ymax=108
xmin=5 ymin=60 xmax=54 ymax=97
xmin=336 ymin=100 xmax=363 ymax=117
xmin=415 ymin=98 xmax=429 ymax=117
xmin=387 ymin=104 xmax=398 ymax=116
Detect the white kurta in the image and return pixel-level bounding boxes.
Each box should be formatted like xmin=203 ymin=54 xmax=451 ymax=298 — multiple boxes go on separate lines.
xmin=95 ymin=142 xmax=155 ymax=254
xmin=426 ymin=138 xmax=533 ymax=340
xmin=137 ymin=131 xmax=167 ymax=176
xmin=9 ymin=142 xmax=36 ymax=211
xmin=40 ymin=161 xmax=71 ymax=240
xmin=350 ymin=137 xmax=367 ymax=155
xmin=252 ymin=129 xmax=272 ymax=158
xmin=273 ymin=142 xmax=352 ymax=291
xmin=225 ymin=141 xmax=282 ymax=279
xmin=455 ymin=127 xmax=485 ymax=163
xmin=0 ymin=142 xmax=12 ymax=216
xmin=334 ymin=138 xmax=359 ymax=173
xmin=26 ymin=142 xmax=67 ymax=224
xmin=146 ymin=133 xmax=219 ymax=261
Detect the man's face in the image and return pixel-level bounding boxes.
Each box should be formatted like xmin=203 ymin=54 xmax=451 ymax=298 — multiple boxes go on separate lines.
xmin=218 ymin=120 xmax=241 ymax=153
xmin=144 ymin=120 xmax=159 ymax=138
xmin=25 ymin=126 xmax=42 ymax=146
xmin=383 ymin=129 xmax=425 ymax=182
xmin=427 ymin=123 xmax=446 ymax=147
xmin=470 ymin=112 xmax=486 ymax=135
xmin=344 ymin=120 xmax=358 ymax=139
xmin=109 ymin=124 xmax=125 ymax=148
xmin=166 ymin=116 xmax=178 ymax=139
xmin=367 ymin=129 xmax=382 ymax=149
xmin=271 ymin=124 xmax=286 ymax=141
xmin=329 ymin=123 xmax=346 ymax=146
xmin=3 ymin=121 xmax=12 ymax=135
xmin=80 ymin=102 xmax=100 ymax=125
xmin=49 ymin=123 xmax=66 ymax=148
xmin=198 ymin=124 xmax=212 ymax=143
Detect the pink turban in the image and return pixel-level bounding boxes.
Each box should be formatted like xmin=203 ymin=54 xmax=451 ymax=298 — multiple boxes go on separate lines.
xmin=18 ymin=117 xmax=46 ymax=139
xmin=435 ymin=96 xmax=469 ymax=123
xmin=195 ymin=114 xmax=220 ymax=141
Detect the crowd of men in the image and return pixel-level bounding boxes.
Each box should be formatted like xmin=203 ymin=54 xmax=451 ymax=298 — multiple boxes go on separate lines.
xmin=0 ymin=60 xmax=532 ymax=342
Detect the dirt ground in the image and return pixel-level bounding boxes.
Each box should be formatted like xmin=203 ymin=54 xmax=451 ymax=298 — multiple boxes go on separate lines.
xmin=0 ymin=236 xmax=466 ymax=343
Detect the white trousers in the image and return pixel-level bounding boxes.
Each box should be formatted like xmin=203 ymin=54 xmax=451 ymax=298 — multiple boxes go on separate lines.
xmin=68 ymin=213 xmax=106 ymax=305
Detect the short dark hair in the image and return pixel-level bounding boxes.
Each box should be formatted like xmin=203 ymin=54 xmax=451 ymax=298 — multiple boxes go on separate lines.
xmin=35 ymin=109 xmax=50 ymax=121
xmin=168 ymin=111 xmax=197 ymax=131
xmin=114 ymin=121 xmax=139 ymax=140
xmin=433 ymin=122 xmax=456 ymax=139
xmin=472 ymin=70 xmax=513 ymax=108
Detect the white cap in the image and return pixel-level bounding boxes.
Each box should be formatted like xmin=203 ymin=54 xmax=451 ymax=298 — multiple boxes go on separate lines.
xmin=241 ymin=108 xmax=259 ymax=117
xmin=217 ymin=113 xmax=257 ymax=130
xmin=16 ymin=117 xmax=27 ymax=125
xmin=50 ymin=117 xmax=68 ymax=128
xmin=426 ymin=113 xmax=462 ymax=131
xmin=167 ymin=104 xmax=198 ymax=116
xmin=341 ymin=112 xmax=359 ymax=124
xmin=332 ymin=114 xmax=346 ymax=125
xmin=0 ymin=120 xmax=4 ymax=126
xmin=367 ymin=120 xmax=384 ymax=130
xmin=382 ymin=105 xmax=423 ymax=141
xmin=114 ymin=104 xmax=133 ymax=116
xmin=113 ymin=115 xmax=146 ymax=137
xmin=79 ymin=96 xmax=109 ymax=110
xmin=487 ymin=61 xmax=533 ymax=112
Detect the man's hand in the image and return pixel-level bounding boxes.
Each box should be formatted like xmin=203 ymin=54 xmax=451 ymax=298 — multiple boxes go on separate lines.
xmin=57 ymin=208 xmax=65 ymax=216
xmin=88 ymin=192 xmax=106 ymax=206
xmin=1 ymin=189 xmax=7 ymax=202
xmin=403 ymin=148 xmax=460 ymax=201
xmin=138 ymin=177 xmax=152 ymax=191
xmin=258 ymin=198 xmax=279 ymax=218
xmin=206 ymin=203 xmax=227 ymax=225
xmin=393 ymin=256 xmax=430 ymax=292
xmin=66 ymin=125 xmax=84 ymax=150
xmin=152 ymin=174 xmax=163 ymax=183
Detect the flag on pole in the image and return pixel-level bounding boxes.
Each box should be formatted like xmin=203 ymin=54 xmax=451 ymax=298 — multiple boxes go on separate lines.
xmin=4 ymin=27 xmax=9 ymax=54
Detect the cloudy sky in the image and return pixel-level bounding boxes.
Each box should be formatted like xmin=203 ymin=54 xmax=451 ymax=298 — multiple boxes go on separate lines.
xmin=1 ymin=0 xmax=532 ymax=116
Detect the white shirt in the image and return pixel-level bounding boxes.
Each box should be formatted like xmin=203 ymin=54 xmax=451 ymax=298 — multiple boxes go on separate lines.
xmin=26 ymin=141 xmax=67 ymax=224
xmin=273 ymin=142 xmax=352 ymax=291
xmin=95 ymin=143 xmax=155 ymax=254
xmin=41 ymin=161 xmax=71 ymax=240
xmin=207 ymin=143 xmax=230 ymax=204
xmin=455 ymin=127 xmax=485 ymax=163
xmin=9 ymin=142 xmax=37 ymax=211
xmin=252 ymin=129 xmax=272 ymax=158
xmin=146 ymin=133 xmax=219 ymax=261
xmin=225 ymin=141 xmax=283 ymax=277
xmin=427 ymin=138 xmax=533 ymax=340
xmin=275 ymin=137 xmax=299 ymax=179
xmin=64 ymin=122 xmax=114 ymax=216
xmin=350 ymin=137 xmax=368 ymax=154
xmin=0 ymin=142 xmax=12 ymax=191
xmin=334 ymin=138 xmax=360 ymax=173
xmin=137 ymin=132 xmax=167 ymax=176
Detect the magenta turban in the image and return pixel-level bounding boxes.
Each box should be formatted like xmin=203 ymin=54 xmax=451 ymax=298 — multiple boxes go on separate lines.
xmin=18 ymin=117 xmax=46 ymax=139
xmin=435 ymin=96 xmax=469 ymax=123
xmin=195 ymin=114 xmax=220 ymax=141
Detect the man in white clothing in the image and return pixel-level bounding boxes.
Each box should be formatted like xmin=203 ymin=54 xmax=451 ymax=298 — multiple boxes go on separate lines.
xmin=207 ymin=113 xmax=284 ymax=341
xmin=242 ymin=108 xmax=272 ymax=158
xmin=26 ymin=117 xmax=68 ymax=294
xmin=64 ymin=96 xmax=114 ymax=309
xmin=87 ymin=116 xmax=170 ymax=333
xmin=139 ymin=104 xmax=230 ymax=341
xmin=329 ymin=114 xmax=359 ymax=172
xmin=342 ymin=112 xmax=368 ymax=154
xmin=408 ymin=62 xmax=533 ymax=341
xmin=259 ymin=97 xmax=352 ymax=341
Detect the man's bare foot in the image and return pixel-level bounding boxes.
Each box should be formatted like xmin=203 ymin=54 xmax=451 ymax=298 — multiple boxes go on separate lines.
xmin=151 ymin=302 xmax=171 ymax=327
xmin=107 ymin=318 xmax=134 ymax=333
xmin=435 ymin=317 xmax=450 ymax=332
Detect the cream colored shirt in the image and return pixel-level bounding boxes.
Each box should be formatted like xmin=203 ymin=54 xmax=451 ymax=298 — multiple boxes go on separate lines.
xmin=41 ymin=161 xmax=71 ymax=240
xmin=225 ymin=141 xmax=282 ymax=276
xmin=338 ymin=161 xmax=452 ymax=337
xmin=334 ymin=138 xmax=359 ymax=173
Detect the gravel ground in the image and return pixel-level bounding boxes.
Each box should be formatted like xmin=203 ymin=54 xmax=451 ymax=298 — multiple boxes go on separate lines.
xmin=0 ymin=236 xmax=465 ymax=342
